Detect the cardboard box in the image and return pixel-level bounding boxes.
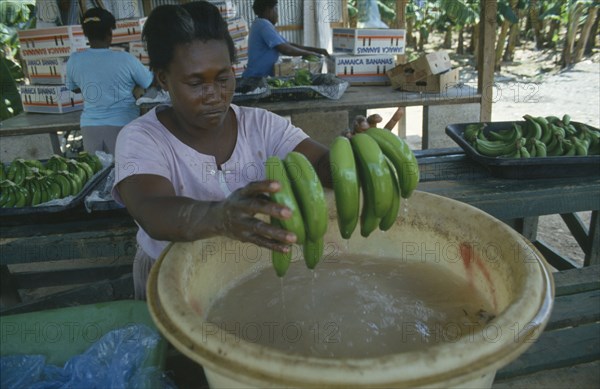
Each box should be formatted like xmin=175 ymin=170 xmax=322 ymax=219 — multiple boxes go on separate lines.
xmin=409 ymin=50 xmax=452 ymax=76
xmin=208 ymin=1 xmax=237 ymax=20
xmin=234 ymin=38 xmax=248 ymax=62
xmin=389 ymin=68 xmax=460 ymax=93
xmin=18 ymin=26 xmax=88 ymax=60
xmin=112 ymin=17 xmax=146 ymax=44
xmin=332 ymin=28 xmax=405 ymax=55
xmin=273 ymin=57 xmax=323 ymax=77
xmin=233 ymin=58 xmax=247 ymax=78
xmin=328 ymin=53 xmax=395 ymax=85
xmin=20 ymin=85 xmax=83 ymax=114
xmin=228 ymin=16 xmax=248 ymax=41
xmin=128 ymin=41 xmax=149 ymax=64
xmin=25 ymin=57 xmax=68 ymax=85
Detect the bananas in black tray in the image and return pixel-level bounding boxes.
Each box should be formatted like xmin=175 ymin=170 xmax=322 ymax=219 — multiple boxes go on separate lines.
xmin=0 ymin=152 xmax=102 ymax=208
xmin=464 ymin=114 xmax=600 ymax=158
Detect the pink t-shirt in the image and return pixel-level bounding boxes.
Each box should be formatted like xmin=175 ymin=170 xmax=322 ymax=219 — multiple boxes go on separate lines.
xmin=112 ymin=104 xmax=309 ymax=260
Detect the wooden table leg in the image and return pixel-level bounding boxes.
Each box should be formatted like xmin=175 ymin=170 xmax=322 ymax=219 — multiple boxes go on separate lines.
xmin=0 ymin=265 xmax=22 ymax=308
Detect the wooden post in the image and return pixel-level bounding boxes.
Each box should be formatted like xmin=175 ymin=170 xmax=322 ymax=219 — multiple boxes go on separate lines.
xmin=478 ymin=0 xmax=497 ymax=122
xmin=342 ymin=0 xmax=350 ymax=27
xmin=142 ymin=0 xmax=152 ymax=17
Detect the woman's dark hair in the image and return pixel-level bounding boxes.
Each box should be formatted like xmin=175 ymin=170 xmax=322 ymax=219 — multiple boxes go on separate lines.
xmin=252 ymin=0 xmax=278 ymax=16
xmin=142 ymin=1 xmax=236 ymax=71
xmin=81 ymin=8 xmax=116 ymax=41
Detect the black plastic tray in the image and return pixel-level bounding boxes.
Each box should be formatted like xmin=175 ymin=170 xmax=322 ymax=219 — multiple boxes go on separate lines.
xmin=84 ymin=167 xmax=125 ymax=212
xmin=0 ymin=162 xmax=113 ymax=216
xmin=445 ymin=121 xmax=600 ymax=179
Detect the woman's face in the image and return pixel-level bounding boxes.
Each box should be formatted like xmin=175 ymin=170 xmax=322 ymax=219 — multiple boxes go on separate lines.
xmin=157 ymin=39 xmax=235 ymax=131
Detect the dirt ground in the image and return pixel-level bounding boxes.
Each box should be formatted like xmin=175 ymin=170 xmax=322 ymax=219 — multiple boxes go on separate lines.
xmin=374 ymin=38 xmax=600 ymax=267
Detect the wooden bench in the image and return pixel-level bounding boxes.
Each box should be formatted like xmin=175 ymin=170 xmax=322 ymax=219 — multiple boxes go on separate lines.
xmin=492 ymin=265 xmax=600 ymax=387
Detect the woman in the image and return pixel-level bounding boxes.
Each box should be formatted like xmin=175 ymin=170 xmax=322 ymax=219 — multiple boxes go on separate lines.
xmin=66 ymin=8 xmax=154 ymax=154
xmin=112 ymin=1 xmax=331 ymax=299
xmin=242 ymin=0 xmax=330 ymax=78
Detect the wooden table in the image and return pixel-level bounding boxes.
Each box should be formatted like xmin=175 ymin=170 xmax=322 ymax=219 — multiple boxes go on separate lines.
xmin=0 ymin=84 xmax=481 ymax=154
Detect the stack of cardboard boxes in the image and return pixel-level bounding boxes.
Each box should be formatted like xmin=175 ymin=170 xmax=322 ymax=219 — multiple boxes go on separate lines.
xmin=386 ymin=50 xmax=458 ymax=93
xmin=327 ymin=28 xmax=405 ymax=85
xmin=17 ymin=16 xmax=148 ymax=114
xmin=17 ymin=25 xmax=86 ymax=114
xmin=209 ymin=0 xmax=249 ymax=77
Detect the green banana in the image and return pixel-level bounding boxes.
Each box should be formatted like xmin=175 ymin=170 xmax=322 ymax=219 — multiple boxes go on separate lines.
xmin=270 ymin=218 xmax=292 ymax=277
xmin=265 ymin=156 xmax=306 ymax=244
xmin=329 ymin=136 xmax=359 ymax=239
xmin=29 ymin=177 xmax=42 ymax=206
xmin=378 ymin=159 xmax=401 ymax=232
xmin=523 ymin=115 xmax=542 ymax=140
xmin=359 ymin=184 xmax=380 ymax=238
xmin=562 ymin=139 xmax=576 ymax=156
xmin=0 ymin=180 xmax=15 ymax=207
xmin=351 ymin=133 xmax=393 ymax=218
xmin=365 ymin=127 xmax=419 ymax=199
xmin=2 ymin=185 xmax=18 ymax=208
xmin=14 ymin=186 xmax=27 ymax=208
xmin=284 ymin=151 xmax=327 ymax=242
xmin=463 ymin=123 xmax=485 ymax=142
xmin=47 ymin=177 xmax=62 ymax=200
xmin=54 ymin=173 xmax=72 ymax=197
xmin=520 ymin=146 xmax=531 ymax=158
xmin=571 ymin=136 xmax=588 ymax=156
xmin=475 ymin=138 xmax=518 ymax=157
xmin=534 ymin=139 xmax=547 ymax=157
xmin=535 ymin=117 xmax=552 ymax=144
xmin=562 ymin=114 xmax=571 ymax=126
xmin=303 ymin=236 xmax=324 ymax=270
xmin=526 ymin=140 xmax=537 ymax=157
xmin=487 ymin=127 xmax=516 ymax=142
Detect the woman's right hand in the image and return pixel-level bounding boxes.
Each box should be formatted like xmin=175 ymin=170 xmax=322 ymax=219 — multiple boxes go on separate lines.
xmin=217 ymin=180 xmax=297 ymax=253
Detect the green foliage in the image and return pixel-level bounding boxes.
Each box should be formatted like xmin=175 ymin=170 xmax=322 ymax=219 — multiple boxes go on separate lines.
xmin=0 ymin=0 xmax=35 ymax=120
xmin=498 ymin=0 xmax=519 ymax=23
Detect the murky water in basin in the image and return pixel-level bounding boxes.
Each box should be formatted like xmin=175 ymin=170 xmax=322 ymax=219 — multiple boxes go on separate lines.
xmin=206 ymin=255 xmax=494 ymax=358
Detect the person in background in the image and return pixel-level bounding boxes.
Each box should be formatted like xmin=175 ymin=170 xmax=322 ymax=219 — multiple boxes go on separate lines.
xmin=112 ymin=1 xmax=331 ymax=300
xmin=242 ymin=0 xmax=330 ymax=78
xmin=66 ymin=7 xmax=154 ymax=155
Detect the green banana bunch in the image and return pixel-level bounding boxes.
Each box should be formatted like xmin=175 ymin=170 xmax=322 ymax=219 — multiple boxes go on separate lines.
xmin=284 ymin=151 xmax=327 ymax=269
xmin=466 ymin=115 xmax=599 ymax=158
xmin=6 ymin=159 xmax=29 ymax=185
xmin=45 ymin=154 xmax=69 ymax=172
xmin=329 ymin=136 xmax=360 ymax=239
xmin=76 ymin=151 xmax=103 ymax=173
xmin=0 ymin=180 xmax=28 ymax=208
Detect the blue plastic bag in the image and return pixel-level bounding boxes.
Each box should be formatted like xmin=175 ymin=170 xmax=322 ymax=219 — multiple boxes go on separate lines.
xmin=1 ymin=324 xmax=174 ymax=389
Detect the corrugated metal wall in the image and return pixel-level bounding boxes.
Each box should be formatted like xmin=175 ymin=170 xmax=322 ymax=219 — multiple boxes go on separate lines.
xmin=142 ymin=0 xmax=342 ymax=44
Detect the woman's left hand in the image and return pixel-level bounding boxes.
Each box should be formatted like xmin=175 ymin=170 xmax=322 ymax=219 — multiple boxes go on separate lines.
xmin=217 ymin=180 xmax=297 ymax=253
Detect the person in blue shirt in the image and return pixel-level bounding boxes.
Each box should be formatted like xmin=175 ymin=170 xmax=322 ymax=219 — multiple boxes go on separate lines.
xmin=66 ymin=8 xmax=154 ymax=154
xmin=242 ymin=0 xmax=330 ymax=78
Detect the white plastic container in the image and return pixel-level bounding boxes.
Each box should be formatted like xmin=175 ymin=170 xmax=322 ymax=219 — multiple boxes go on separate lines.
xmin=148 ymin=190 xmax=554 ymax=388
